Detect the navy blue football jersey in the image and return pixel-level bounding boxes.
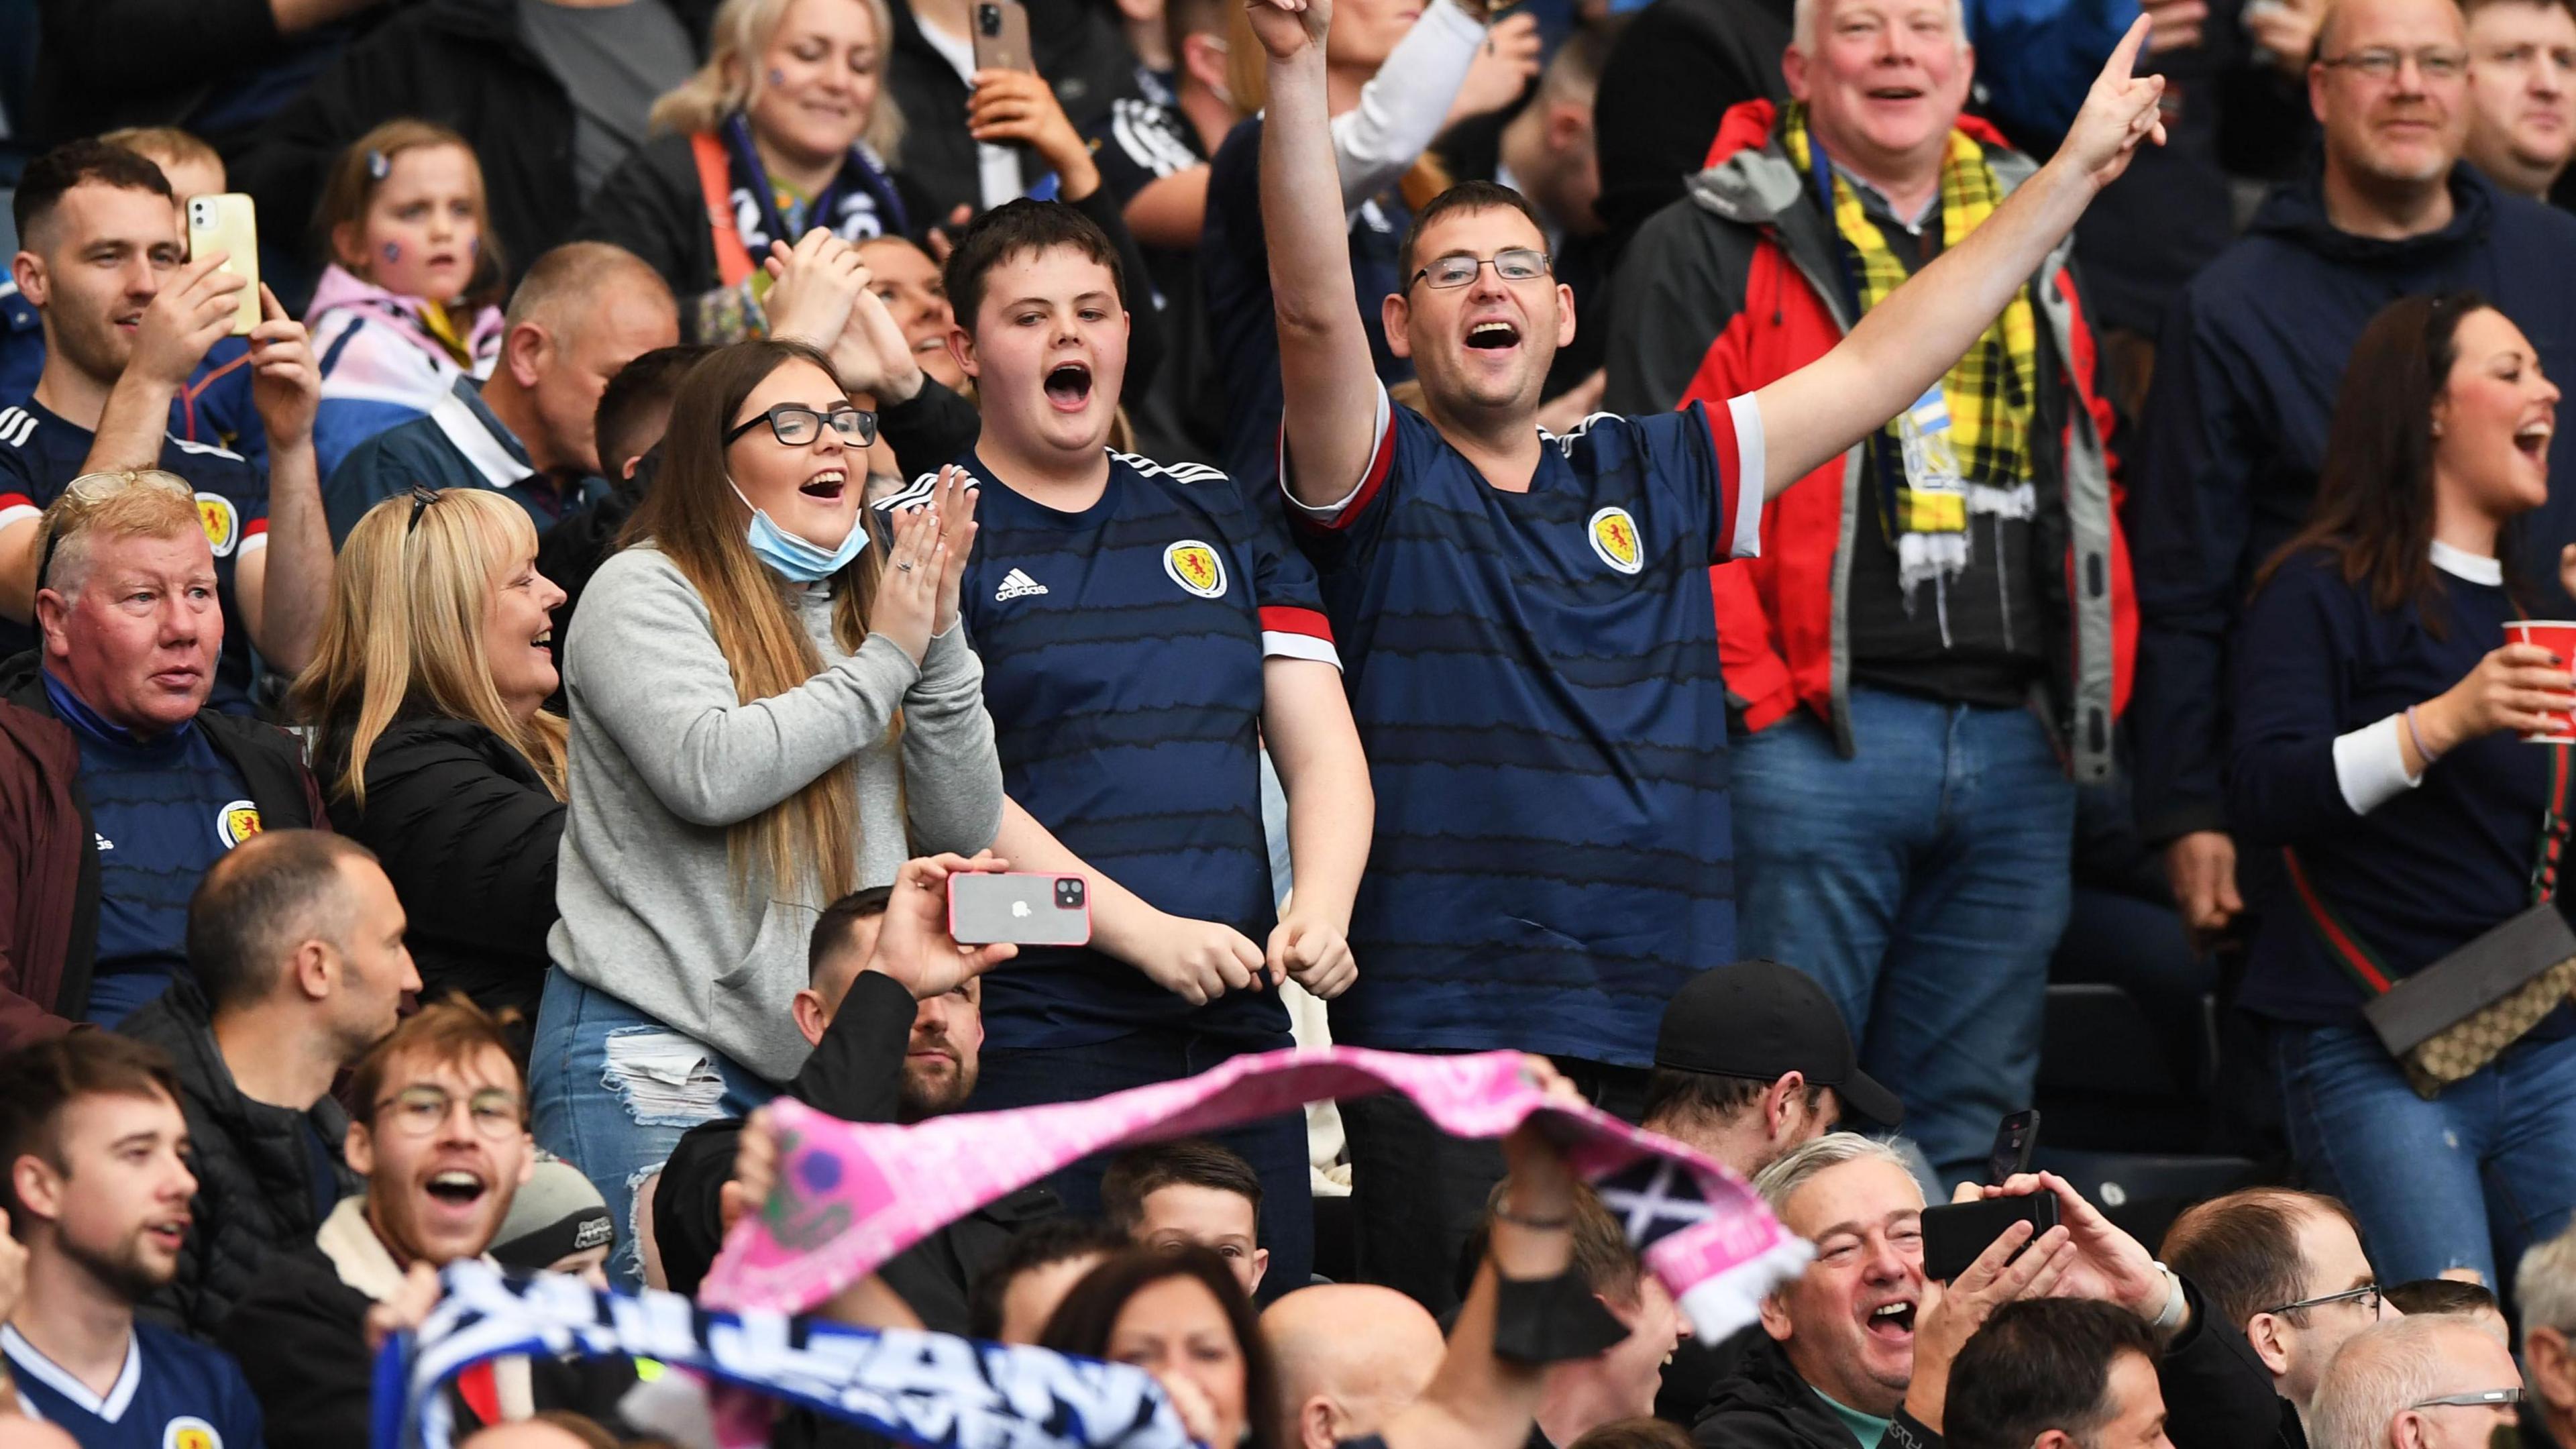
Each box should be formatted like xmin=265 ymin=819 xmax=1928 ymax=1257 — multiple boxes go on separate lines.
xmin=1287 ymin=382 xmax=1764 ymax=1066
xmin=0 ymin=400 xmax=269 ymax=714
xmin=882 ymin=449 xmax=1338 ymax=1048
xmin=3 ymin=1322 xmax=266 ymax=1449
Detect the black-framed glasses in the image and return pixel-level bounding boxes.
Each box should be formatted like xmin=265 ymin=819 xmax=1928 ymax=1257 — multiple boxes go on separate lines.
xmin=2263 ymin=1282 xmax=2384 ymax=1317
xmin=1410 ymin=248 xmax=1553 ymax=291
xmin=2318 ymin=47 xmax=2469 ymax=80
xmin=724 ymin=404 xmax=879 ymax=448
xmin=2408 ymin=1389 xmax=2525 ymax=1411
xmin=373 ymin=1084 xmax=525 ymax=1140
xmin=405 ymin=484 xmax=443 ymax=535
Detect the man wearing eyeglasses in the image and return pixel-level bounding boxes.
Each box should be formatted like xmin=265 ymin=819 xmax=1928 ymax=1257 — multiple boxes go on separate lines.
xmin=1600 ymin=0 xmax=2134 ymax=1189
xmin=2128 ymin=0 xmax=2576 ymax=947
xmin=215 ymin=996 xmax=632 ymax=1449
xmin=2309 ymin=1317 xmax=2523 ymax=1449
xmin=1253 ymin=0 xmax=2170 ymax=1307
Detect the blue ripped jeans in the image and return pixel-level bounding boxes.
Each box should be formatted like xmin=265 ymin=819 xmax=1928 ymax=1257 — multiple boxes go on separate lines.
xmin=528 ymin=967 xmax=774 ymax=1289
xmin=2274 ymin=1022 xmax=2576 ymax=1286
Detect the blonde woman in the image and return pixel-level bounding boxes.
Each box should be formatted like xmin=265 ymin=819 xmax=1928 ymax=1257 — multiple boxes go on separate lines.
xmin=578 ymin=0 xmax=923 ymax=343
xmin=290 ymin=487 xmax=568 ymax=1018
xmin=531 ymin=338 xmax=998 ymax=1283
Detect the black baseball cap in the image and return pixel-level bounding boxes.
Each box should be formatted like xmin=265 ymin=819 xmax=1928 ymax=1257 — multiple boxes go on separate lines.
xmin=1654 ymin=960 xmax=1903 ymax=1127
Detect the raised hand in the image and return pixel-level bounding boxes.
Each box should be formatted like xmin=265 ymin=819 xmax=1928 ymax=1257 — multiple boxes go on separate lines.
xmin=834 ymin=282 xmax=926 ymax=402
xmin=1244 ymin=0 xmax=1330 ymax=62
xmin=920 ymin=465 xmax=979 ymax=637
xmin=764 ymin=229 xmax=871 ymax=353
xmin=1902 ymin=1216 xmax=2078 ymax=1432
xmin=247 ymin=284 xmax=320 ymax=447
xmin=867 ymin=851 xmax=1020 ymax=999
xmin=1446 ymin=13 xmax=1544 ymax=126
xmin=871 ymin=499 xmax=941 ymax=663
xmin=129 ymin=253 xmax=244 ymax=387
xmin=969 ymin=69 xmax=1101 ymax=198
xmin=2055 ymin=15 xmax=2169 ymax=192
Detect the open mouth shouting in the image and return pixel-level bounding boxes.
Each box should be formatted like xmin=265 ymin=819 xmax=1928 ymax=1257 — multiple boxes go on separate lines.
xmin=801 ymin=466 xmax=849 ymax=502
xmin=2517 ymin=413 xmax=2555 ymax=464
xmin=1466 ymin=319 xmax=1523 ymax=352
xmin=1862 ymin=1295 xmax=1919 ymax=1344
xmin=422 ymin=1166 xmax=491 ymax=1228
xmin=1044 ymin=361 xmax=1095 ymax=412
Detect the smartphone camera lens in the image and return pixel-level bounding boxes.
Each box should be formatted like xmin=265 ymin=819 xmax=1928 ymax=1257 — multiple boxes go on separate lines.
xmin=1055 ymin=877 xmax=1085 ymax=908
xmin=977 ymin=3 xmax=999 ymax=31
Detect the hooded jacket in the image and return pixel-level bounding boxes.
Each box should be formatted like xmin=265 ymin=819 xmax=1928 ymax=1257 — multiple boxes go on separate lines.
xmin=307 ymin=264 xmax=505 ymax=480
xmin=2127 ymin=165 xmax=2576 ymax=843
xmin=1605 ymin=100 xmax=2135 ymax=782
xmin=0 ymin=652 xmax=326 ymax=1050
xmin=119 ymin=975 xmax=361 ymax=1341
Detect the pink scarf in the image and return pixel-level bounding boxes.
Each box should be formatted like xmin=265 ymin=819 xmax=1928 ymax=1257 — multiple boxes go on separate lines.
xmin=703 ymin=1046 xmax=1809 ymax=1343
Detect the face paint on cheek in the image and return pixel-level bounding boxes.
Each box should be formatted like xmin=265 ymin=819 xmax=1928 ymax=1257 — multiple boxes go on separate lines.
xmin=382 ymin=241 xmax=403 ymax=264
xmin=769 ymin=68 xmax=789 ymax=87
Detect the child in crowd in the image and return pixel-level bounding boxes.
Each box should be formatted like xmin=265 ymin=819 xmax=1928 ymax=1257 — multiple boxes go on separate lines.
xmin=305 ymin=119 xmax=507 ymax=478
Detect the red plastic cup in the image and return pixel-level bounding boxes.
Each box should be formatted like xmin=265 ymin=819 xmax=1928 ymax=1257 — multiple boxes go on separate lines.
xmin=2507 ymin=620 xmax=2576 ymax=743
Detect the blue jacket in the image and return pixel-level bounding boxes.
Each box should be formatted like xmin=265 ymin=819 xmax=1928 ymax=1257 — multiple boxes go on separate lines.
xmin=2128 ymin=165 xmax=2576 ymax=843
xmin=0 ymin=284 xmax=267 ymax=468
xmin=321 ymin=375 xmax=604 ymax=543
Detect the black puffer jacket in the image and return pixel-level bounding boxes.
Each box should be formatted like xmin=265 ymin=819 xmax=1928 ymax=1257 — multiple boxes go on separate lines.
xmin=315 ymin=714 xmax=563 ymax=1018
xmin=118 ymin=976 xmax=360 ymax=1342
xmin=1694 ymin=1332 xmax=1944 ymax=1449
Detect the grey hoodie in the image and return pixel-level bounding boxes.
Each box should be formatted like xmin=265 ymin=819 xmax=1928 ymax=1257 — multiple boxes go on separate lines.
xmin=548 ymin=545 xmax=1002 ymax=1081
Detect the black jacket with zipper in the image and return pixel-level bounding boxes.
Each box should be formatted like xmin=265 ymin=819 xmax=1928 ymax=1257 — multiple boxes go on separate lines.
xmin=236 ymin=0 xmax=719 ymax=296
xmin=654 ymin=967 xmax=1060 ymax=1330
xmin=117 ymin=975 xmax=361 ymax=1342
xmin=313 ymin=713 xmax=564 ymax=1018
xmin=1693 ymin=1331 xmax=1944 ymax=1449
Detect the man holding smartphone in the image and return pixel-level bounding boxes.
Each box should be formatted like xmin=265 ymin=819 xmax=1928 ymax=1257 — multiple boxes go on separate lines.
xmin=0 ymin=140 xmax=331 ymax=711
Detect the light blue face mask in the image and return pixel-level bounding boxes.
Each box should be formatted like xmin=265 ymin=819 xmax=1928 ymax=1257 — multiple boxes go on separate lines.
xmin=731 ymin=478 xmax=869 ymax=583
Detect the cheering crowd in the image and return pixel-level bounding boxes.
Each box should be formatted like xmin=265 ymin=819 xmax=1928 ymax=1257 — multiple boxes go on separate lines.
xmin=5 ymin=0 xmax=2576 ymax=1440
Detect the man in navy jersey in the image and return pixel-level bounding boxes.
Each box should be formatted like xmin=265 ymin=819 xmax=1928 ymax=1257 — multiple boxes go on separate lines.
xmin=0 ymin=1032 xmax=266 ymax=1449
xmin=0 ymin=140 xmax=331 ymax=716
xmin=0 ymin=473 xmax=323 ymax=1044
xmin=880 ymin=200 xmax=1371 ymax=1295
xmin=1252 ymin=0 xmax=2171 ymax=1310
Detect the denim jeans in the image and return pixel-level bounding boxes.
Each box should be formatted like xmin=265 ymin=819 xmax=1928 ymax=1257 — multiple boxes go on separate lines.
xmin=1731 ymin=686 xmax=2075 ymax=1182
xmin=969 ymin=1026 xmax=1312 ymax=1301
xmin=528 ymin=967 xmax=775 ymax=1289
xmin=2273 ymin=1022 xmax=2576 ymax=1285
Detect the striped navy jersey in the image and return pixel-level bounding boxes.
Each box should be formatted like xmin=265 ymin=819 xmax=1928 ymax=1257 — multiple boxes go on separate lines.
xmin=0 ymin=400 xmax=270 ymax=714
xmin=883 ymin=449 xmax=1338 ymax=1048
xmin=1287 ymin=382 xmax=1766 ymax=1066
xmin=1086 ymin=95 xmax=1207 ymax=208
xmin=3 ymin=1322 xmax=265 ymax=1449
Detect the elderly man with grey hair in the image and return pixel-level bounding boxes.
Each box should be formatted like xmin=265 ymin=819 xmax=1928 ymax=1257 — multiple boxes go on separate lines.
xmin=2518 ymin=1225 xmax=2576 ymax=1449
xmin=0 ymin=469 xmax=325 ymax=1047
xmin=2310 ymin=1316 xmax=2524 ymax=1449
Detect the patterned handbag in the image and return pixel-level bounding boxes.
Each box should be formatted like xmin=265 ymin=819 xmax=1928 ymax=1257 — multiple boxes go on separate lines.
xmin=2284 ymin=741 xmax=2576 ymax=1100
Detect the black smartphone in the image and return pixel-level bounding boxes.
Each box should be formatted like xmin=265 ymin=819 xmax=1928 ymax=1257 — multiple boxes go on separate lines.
xmin=1921 ymin=1193 xmax=2060 ymax=1283
xmin=1986 ymin=1110 xmax=2040 ymax=1185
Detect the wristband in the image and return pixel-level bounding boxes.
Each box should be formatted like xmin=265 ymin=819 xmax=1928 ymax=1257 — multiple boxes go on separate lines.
xmin=2406 ymin=704 xmax=2443 ymax=767
xmin=1491 ymin=1268 xmax=1629 ymax=1364
xmin=2149 ymin=1261 xmax=2187 ymax=1335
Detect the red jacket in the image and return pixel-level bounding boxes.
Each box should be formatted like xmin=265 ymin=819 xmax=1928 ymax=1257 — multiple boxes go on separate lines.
xmin=1603 ymin=100 xmax=2136 ymax=781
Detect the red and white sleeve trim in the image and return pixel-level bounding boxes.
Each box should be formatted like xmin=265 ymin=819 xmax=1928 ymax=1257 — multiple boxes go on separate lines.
xmin=1712 ymin=394 xmax=1766 ymax=561
xmin=239 ymin=517 xmax=270 ymax=553
xmin=1280 ymin=382 xmax=1395 ymax=531
xmin=0 ymin=494 xmax=36 ymax=535
xmin=1259 ymin=604 xmax=1342 ymax=669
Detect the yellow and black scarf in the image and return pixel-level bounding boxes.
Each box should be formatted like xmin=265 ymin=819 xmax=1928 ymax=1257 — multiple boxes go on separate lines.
xmin=1780 ymin=104 xmax=2039 ymax=593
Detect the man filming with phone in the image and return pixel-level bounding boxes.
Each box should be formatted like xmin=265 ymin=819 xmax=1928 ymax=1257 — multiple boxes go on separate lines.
xmin=0 ymin=140 xmax=332 ymax=711
xmin=652 ymin=850 xmax=1061 ymax=1325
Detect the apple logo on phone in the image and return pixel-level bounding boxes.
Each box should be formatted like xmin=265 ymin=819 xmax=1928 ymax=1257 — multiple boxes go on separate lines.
xmin=1011 ymin=900 xmax=1031 ymax=918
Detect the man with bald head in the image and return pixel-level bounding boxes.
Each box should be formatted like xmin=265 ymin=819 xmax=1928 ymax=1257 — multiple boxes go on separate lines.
xmin=320 ymin=241 xmax=679 ymax=543
xmin=1263 ymin=1284 xmax=1448 ymax=1449
xmin=2131 ymin=0 xmax=2576 ymax=933
xmin=2308 ymin=1316 xmax=2524 ymax=1449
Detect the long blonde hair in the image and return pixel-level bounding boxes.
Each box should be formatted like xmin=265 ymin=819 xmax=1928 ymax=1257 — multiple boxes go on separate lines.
xmin=290 ymin=489 xmax=570 ymax=810
xmin=622 ymin=339 xmax=884 ymax=906
xmin=652 ymin=0 xmax=906 ymax=164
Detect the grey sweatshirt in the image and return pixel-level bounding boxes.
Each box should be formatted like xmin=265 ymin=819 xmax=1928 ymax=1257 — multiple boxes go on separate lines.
xmin=548 ymin=545 xmax=1002 ymax=1081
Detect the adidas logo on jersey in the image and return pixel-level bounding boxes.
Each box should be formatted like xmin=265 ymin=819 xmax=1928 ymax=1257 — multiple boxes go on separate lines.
xmin=995 ymin=568 xmax=1049 ymax=601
